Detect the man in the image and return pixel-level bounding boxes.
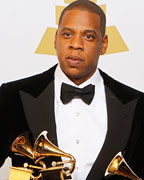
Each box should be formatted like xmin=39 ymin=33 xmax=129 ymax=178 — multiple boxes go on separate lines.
xmin=0 ymin=0 xmax=144 ymax=180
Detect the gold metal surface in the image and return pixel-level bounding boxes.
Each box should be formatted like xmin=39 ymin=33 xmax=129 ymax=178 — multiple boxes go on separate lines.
xmin=105 ymin=151 xmax=142 ymax=180
xmin=8 ymin=167 xmax=33 ymax=180
xmin=11 ymin=131 xmax=33 ymax=159
xmin=33 ymin=131 xmax=76 ymax=176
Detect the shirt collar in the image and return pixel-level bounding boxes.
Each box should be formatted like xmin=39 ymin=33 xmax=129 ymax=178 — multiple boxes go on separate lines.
xmin=54 ymin=63 xmax=103 ymax=103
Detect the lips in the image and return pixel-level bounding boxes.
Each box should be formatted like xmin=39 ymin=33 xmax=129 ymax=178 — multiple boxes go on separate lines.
xmin=66 ymin=55 xmax=83 ymax=61
xmin=66 ymin=55 xmax=84 ymax=65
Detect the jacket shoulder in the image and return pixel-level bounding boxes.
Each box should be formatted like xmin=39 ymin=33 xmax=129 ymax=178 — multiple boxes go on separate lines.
xmin=0 ymin=65 xmax=57 ymax=96
xmin=99 ymin=69 xmax=144 ymax=102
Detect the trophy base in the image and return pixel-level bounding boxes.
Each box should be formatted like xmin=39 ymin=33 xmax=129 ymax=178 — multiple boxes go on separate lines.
xmin=9 ymin=166 xmax=33 ymax=180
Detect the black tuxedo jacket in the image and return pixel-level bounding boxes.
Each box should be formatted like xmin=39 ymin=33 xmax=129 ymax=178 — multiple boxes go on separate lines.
xmin=0 ymin=64 xmax=144 ymax=180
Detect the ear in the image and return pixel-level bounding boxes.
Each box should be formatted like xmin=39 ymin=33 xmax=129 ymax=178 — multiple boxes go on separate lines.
xmin=101 ymin=35 xmax=108 ymax=55
xmin=54 ymin=30 xmax=58 ymax=49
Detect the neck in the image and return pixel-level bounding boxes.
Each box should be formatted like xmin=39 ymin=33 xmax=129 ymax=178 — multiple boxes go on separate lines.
xmin=67 ymin=71 xmax=97 ymax=86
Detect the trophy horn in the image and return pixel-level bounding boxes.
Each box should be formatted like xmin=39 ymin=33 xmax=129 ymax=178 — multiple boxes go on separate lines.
xmin=33 ymin=130 xmax=76 ymax=177
xmin=105 ymin=151 xmax=142 ymax=180
xmin=11 ymin=131 xmax=34 ymax=159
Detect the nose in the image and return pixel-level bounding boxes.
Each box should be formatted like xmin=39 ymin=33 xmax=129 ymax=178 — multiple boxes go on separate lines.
xmin=69 ymin=35 xmax=84 ymax=50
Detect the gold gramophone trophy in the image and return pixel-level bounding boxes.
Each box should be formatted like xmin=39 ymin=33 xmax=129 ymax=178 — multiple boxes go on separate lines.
xmin=105 ymin=151 xmax=142 ymax=180
xmin=8 ymin=131 xmax=76 ymax=180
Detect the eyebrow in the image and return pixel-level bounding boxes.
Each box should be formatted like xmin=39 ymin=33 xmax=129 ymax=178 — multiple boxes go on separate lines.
xmin=83 ymin=29 xmax=97 ymax=36
xmin=60 ymin=27 xmax=73 ymax=32
xmin=60 ymin=27 xmax=97 ymax=35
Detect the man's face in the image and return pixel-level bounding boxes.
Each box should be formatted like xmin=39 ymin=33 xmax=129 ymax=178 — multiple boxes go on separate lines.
xmin=55 ymin=9 xmax=108 ymax=85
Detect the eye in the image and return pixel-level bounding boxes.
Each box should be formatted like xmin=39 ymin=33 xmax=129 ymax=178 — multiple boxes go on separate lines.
xmin=84 ymin=34 xmax=96 ymax=41
xmin=62 ymin=32 xmax=72 ymax=38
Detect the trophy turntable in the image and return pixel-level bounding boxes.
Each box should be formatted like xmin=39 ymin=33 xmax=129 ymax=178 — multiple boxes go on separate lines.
xmin=8 ymin=130 xmax=76 ymax=180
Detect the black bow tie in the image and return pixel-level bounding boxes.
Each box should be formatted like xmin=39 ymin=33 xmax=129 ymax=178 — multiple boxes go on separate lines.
xmin=60 ymin=83 xmax=95 ymax=105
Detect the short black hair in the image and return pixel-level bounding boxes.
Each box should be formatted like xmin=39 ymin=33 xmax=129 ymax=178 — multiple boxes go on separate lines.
xmin=58 ymin=0 xmax=106 ymax=36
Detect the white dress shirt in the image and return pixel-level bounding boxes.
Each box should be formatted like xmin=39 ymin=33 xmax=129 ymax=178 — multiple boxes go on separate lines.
xmin=54 ymin=64 xmax=107 ymax=180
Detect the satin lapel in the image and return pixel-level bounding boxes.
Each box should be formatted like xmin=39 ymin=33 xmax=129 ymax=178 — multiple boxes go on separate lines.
xmin=86 ymin=85 xmax=138 ymax=180
xmin=20 ymin=80 xmax=58 ymax=146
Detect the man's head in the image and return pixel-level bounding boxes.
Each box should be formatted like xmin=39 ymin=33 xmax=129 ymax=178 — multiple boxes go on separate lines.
xmin=55 ymin=0 xmax=108 ymax=85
